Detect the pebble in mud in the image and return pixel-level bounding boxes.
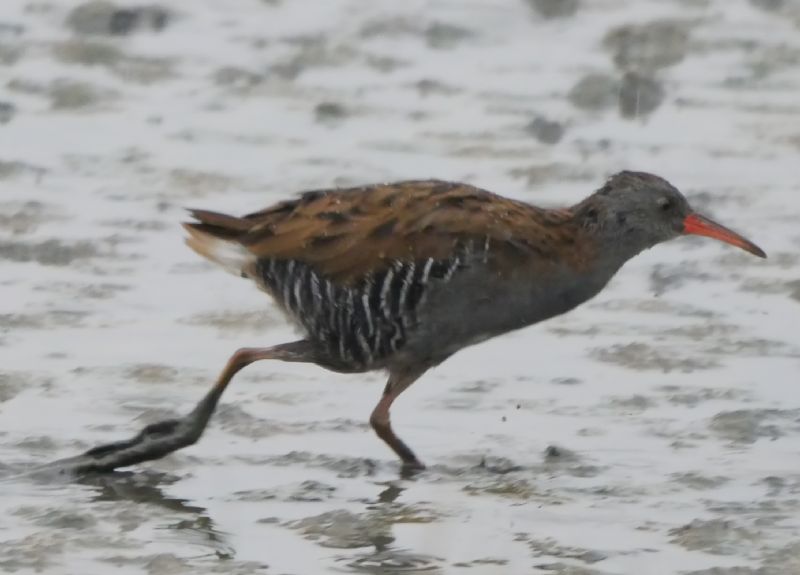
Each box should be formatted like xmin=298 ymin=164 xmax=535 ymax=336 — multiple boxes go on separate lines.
xmin=67 ymin=1 xmax=171 ymax=36
xmin=603 ymin=19 xmax=691 ymax=72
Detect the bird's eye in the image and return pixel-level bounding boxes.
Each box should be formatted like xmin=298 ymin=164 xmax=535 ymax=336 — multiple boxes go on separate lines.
xmin=658 ymin=198 xmax=672 ymax=211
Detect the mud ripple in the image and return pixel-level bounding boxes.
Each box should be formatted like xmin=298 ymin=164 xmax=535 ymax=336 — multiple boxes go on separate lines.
xmin=67 ymin=1 xmax=171 ymax=36
xmin=670 ymin=472 xmax=730 ymax=490
xmin=658 ymin=385 xmax=752 ymax=407
xmin=0 ymin=371 xmax=50 ymax=403
xmin=287 ymin=505 xmax=438 ymax=550
xmin=340 ymin=549 xmax=443 ymax=573
xmin=0 ymin=201 xmax=56 ymax=235
xmin=524 ymin=535 xmax=608 ymax=564
xmin=0 ymin=310 xmax=89 ymax=331
xmin=568 ymin=73 xmax=619 ymax=111
xmin=180 ymin=309 xmax=280 ymax=334
xmin=53 ymin=40 xmax=174 ymax=84
xmin=257 ymin=451 xmax=380 ymax=478
xmin=234 ymin=479 xmax=337 ymax=503
xmin=124 ymin=363 xmax=179 ymax=384
xmin=683 ymin=567 xmax=763 ymax=575
xmin=531 ymin=563 xmax=615 ymax=574
xmin=709 ymin=409 xmax=800 ymax=443
xmin=33 ymin=281 xmax=130 ymax=301
xmin=669 ymin=518 xmax=759 ymax=555
xmin=525 ymin=0 xmax=580 ymax=19
xmin=592 ymin=342 xmax=719 ymax=372
xmin=0 ymin=239 xmax=102 ymax=265
xmin=593 ymin=298 xmax=716 ymax=318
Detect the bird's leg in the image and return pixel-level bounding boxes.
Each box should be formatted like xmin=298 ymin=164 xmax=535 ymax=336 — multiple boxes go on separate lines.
xmin=369 ymin=368 xmax=426 ymax=471
xmin=46 ymin=340 xmax=315 ymax=477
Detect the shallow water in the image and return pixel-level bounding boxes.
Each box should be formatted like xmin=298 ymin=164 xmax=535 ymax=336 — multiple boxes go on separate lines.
xmin=1 ymin=0 xmax=799 ymax=573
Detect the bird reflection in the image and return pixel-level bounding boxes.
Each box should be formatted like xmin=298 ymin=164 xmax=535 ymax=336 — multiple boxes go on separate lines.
xmin=78 ymin=470 xmax=234 ymax=557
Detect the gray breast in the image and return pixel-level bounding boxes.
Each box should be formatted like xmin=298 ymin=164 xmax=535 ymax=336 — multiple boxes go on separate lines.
xmin=255 ymin=247 xmax=617 ymax=372
xmin=398 ymin=256 xmax=617 ymax=366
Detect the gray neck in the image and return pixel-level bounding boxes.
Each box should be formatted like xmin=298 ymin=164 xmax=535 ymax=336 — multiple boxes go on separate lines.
xmin=572 ymin=199 xmax=659 ymax=270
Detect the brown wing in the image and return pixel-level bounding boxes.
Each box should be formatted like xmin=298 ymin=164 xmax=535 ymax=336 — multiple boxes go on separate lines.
xmin=185 ymin=179 xmax=585 ymax=285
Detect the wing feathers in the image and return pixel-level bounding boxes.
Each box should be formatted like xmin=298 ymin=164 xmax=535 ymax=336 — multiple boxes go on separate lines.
xmin=184 ymin=180 xmax=582 ymax=284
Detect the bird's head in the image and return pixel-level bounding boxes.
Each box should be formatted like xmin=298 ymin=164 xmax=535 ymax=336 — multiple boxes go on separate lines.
xmin=576 ymin=171 xmax=766 ymax=259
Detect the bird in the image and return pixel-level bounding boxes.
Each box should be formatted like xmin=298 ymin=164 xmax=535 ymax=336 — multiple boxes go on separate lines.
xmin=175 ymin=171 xmax=765 ymax=471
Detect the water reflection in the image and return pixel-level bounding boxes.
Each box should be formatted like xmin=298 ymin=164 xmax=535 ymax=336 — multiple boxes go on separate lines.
xmin=335 ymin=480 xmax=443 ymax=574
xmin=79 ymin=470 xmax=235 ymax=558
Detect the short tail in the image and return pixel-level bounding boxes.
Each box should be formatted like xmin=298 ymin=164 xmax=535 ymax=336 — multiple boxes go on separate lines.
xmin=183 ymin=209 xmax=256 ymax=276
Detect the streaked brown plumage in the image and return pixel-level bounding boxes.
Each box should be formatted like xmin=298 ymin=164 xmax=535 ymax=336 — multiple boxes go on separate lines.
xmin=175 ymin=172 xmax=764 ymax=470
xmin=58 ymin=171 xmax=764 ymax=475
xmin=185 ymin=179 xmax=589 ymax=285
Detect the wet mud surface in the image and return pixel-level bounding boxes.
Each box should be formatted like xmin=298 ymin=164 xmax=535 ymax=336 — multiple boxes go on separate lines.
xmin=1 ymin=0 xmax=799 ymax=573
